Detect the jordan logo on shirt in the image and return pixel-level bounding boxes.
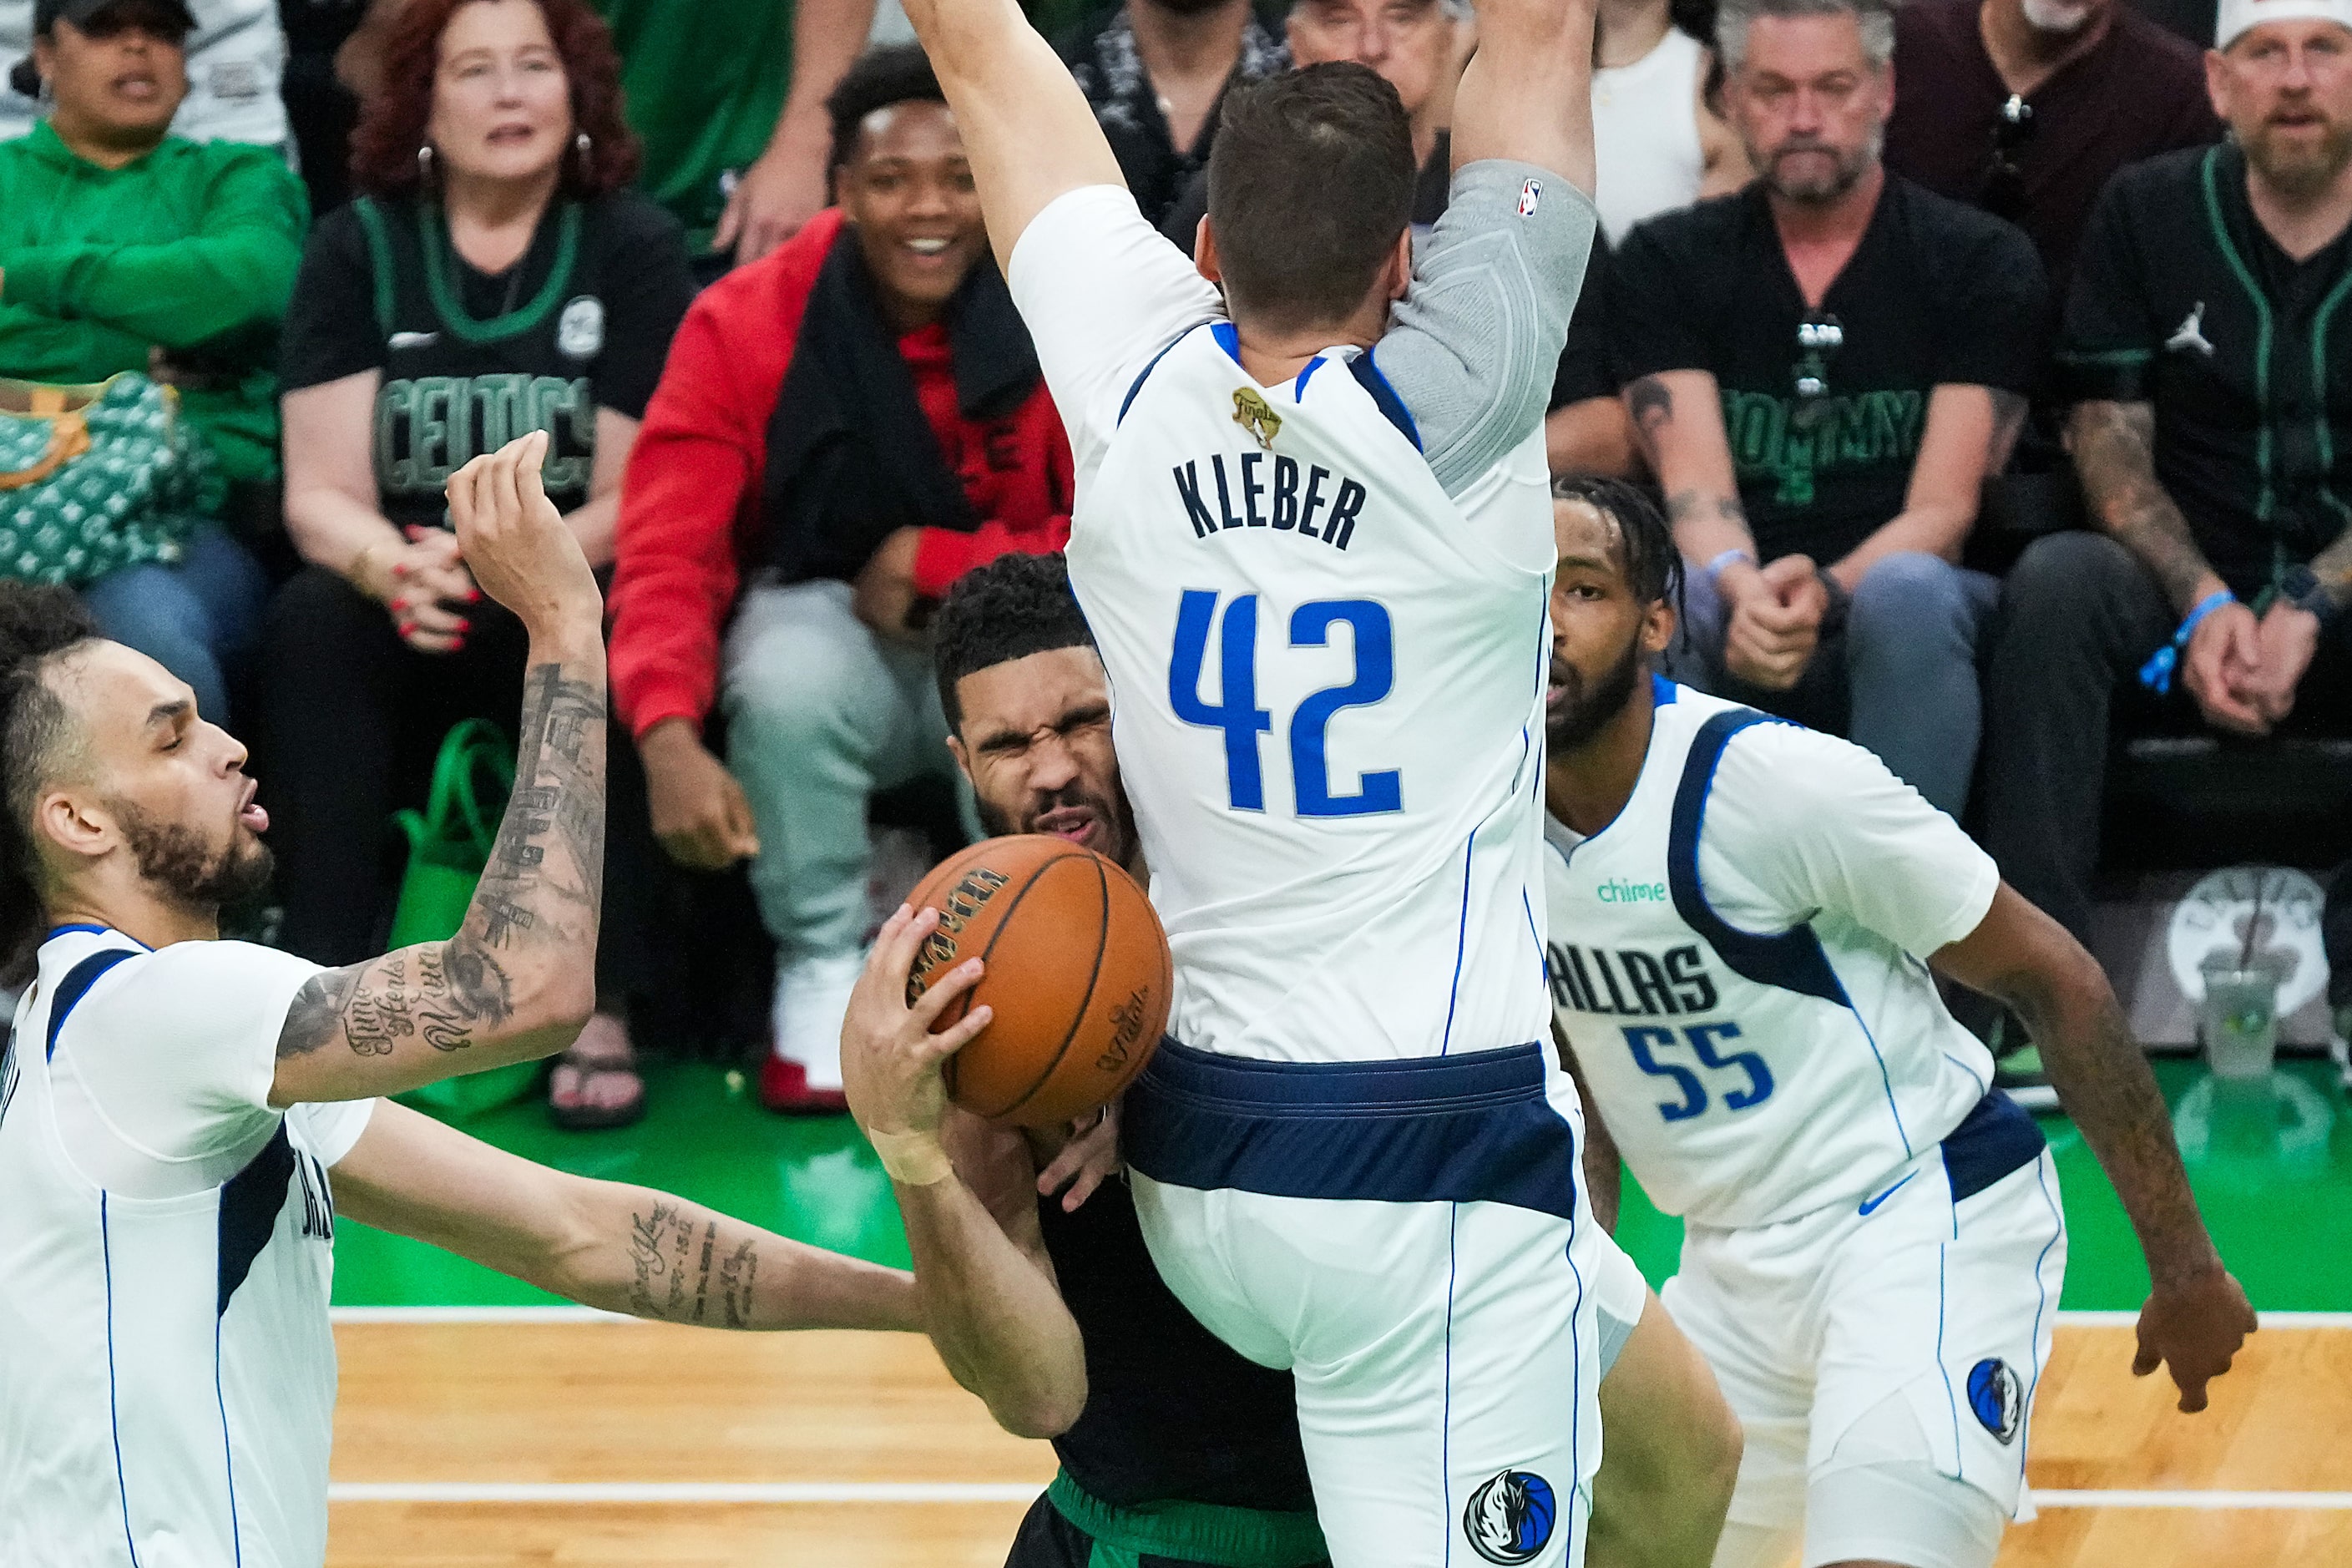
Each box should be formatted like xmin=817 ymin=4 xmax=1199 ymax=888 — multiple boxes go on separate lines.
xmin=2166 ymin=303 xmax=2213 ymax=357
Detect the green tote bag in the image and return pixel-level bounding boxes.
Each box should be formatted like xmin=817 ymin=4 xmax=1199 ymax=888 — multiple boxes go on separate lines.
xmin=390 ymin=718 xmax=543 ymax=1119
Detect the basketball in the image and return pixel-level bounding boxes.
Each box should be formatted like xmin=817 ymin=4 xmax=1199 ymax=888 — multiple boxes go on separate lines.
xmin=903 ymin=834 xmax=1172 ymax=1128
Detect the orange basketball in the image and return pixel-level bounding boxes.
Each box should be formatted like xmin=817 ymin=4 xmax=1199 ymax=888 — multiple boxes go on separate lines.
xmin=903 ymin=834 xmax=1171 ymax=1128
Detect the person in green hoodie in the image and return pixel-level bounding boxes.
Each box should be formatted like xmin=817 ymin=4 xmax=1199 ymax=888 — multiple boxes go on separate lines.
xmin=0 ymin=0 xmax=306 ymax=722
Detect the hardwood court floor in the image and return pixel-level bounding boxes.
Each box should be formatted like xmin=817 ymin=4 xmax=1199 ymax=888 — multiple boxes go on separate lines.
xmin=325 ymin=1318 xmax=2352 ymax=1567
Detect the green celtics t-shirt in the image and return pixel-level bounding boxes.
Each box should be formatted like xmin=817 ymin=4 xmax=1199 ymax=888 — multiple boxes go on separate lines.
xmin=593 ymin=0 xmax=794 ymax=257
xmin=277 ymin=192 xmax=695 ymax=531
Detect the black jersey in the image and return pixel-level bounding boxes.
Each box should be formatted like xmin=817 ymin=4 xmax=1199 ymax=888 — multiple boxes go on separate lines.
xmin=1038 ymin=1176 xmax=1313 ymax=1513
xmin=281 ymin=191 xmax=693 ymax=532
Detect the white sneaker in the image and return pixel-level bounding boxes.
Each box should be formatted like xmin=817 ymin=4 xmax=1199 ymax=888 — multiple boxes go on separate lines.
xmin=772 ymin=951 xmax=865 ymax=1092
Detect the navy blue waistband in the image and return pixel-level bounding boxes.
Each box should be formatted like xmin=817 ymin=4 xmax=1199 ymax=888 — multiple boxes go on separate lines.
xmin=1940 ymin=1090 xmax=2047 ymax=1203
xmin=1124 ymin=1039 xmax=1581 ymax=1221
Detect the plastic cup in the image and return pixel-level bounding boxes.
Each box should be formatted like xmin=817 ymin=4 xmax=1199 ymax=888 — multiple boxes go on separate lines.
xmin=2199 ymin=958 xmax=2284 ymax=1081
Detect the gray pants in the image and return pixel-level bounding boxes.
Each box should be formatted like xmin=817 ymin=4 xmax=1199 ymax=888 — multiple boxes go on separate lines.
xmin=1667 ymin=550 xmax=1998 ymax=819
xmin=721 ymin=579 xmax=960 ymax=964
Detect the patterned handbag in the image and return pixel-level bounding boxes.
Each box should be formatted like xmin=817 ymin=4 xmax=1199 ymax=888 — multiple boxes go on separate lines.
xmin=0 ymin=374 xmax=211 ymax=588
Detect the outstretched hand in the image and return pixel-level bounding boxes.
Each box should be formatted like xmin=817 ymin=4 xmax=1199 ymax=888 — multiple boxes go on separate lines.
xmin=446 ymin=432 xmax=599 ymax=638
xmin=2133 ymin=1266 xmax=2256 ymax=1414
xmin=839 ymin=904 xmax=994 ymax=1143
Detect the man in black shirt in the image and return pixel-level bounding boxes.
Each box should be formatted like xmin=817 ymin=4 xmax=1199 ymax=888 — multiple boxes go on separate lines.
xmin=1980 ymin=0 xmax=2352 ymax=961
xmin=1610 ymin=0 xmax=2046 ymax=820
xmin=837 ymin=553 xmax=1744 ymax=1568
xmin=1062 ymin=0 xmax=1287 ymax=227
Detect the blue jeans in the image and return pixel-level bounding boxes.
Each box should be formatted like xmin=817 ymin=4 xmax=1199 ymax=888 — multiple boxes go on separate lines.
xmin=81 ymin=527 xmax=269 ymax=726
xmin=1665 ymin=550 xmax=1999 ymax=818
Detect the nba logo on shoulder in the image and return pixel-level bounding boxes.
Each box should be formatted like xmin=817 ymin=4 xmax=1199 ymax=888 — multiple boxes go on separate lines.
xmin=1516 ymin=179 xmax=1543 ymax=219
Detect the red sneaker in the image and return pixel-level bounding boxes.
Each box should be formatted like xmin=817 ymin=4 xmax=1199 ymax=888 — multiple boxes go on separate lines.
xmin=759 ymin=1055 xmax=849 ymax=1116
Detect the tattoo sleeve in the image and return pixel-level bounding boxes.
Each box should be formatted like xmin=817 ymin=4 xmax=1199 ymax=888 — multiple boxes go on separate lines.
xmin=2069 ymin=399 xmax=2218 ymax=612
xmin=277 ymin=654 xmax=608 ymax=1070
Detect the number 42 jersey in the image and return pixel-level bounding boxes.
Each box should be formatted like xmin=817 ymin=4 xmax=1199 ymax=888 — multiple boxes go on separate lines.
xmin=1544 ymin=681 xmax=2004 ymax=1230
xmin=1014 ymin=184 xmax=1573 ymax=1070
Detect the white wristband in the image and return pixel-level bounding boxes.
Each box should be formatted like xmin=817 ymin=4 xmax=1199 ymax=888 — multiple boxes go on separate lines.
xmin=867 ymin=1128 xmax=953 ymax=1186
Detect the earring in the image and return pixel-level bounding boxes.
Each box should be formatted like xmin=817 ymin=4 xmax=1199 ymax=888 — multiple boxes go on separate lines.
xmin=574 ymin=129 xmax=592 ymax=175
xmin=417 ymin=143 xmax=435 ymax=184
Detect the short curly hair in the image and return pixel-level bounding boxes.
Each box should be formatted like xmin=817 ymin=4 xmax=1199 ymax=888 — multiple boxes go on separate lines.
xmin=826 ymin=43 xmax=948 ymax=186
xmin=0 ymin=583 xmax=99 ymax=984
xmin=932 ymin=552 xmax=1095 ymax=730
xmin=348 ymin=0 xmax=640 ymax=201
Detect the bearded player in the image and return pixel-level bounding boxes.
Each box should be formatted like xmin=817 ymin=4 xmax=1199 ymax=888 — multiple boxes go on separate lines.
xmin=0 ymin=436 xmax=918 ymax=1567
xmin=840 ymin=552 xmax=1741 ymax=1568
xmin=1536 ymin=477 xmax=2253 ymax=1568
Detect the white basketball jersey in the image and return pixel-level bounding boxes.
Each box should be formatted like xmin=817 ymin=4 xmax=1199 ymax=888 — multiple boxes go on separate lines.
xmin=0 ymin=927 xmax=367 ymax=1568
xmin=1544 ymin=683 xmax=2000 ymax=1228
xmin=1067 ymin=322 xmax=1558 ymax=1065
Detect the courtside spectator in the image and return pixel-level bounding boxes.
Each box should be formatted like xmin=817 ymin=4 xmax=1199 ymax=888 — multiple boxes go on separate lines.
xmin=2 ymin=0 xmax=287 ymax=144
xmin=1611 ymin=0 xmax=2045 ymax=820
xmin=1592 ymin=0 xmax=1750 ymax=242
xmin=1064 ymin=0 xmax=1285 ymax=227
xmin=608 ymin=45 xmax=1073 ymax=1115
xmin=1885 ymin=0 xmax=2218 ymax=301
xmin=1981 ymin=0 xmax=2352 ymax=953
xmin=268 ymin=0 xmax=691 ymax=1125
xmin=0 ymin=0 xmax=299 ymax=722
xmin=1159 ymin=0 xmax=1460 ymax=246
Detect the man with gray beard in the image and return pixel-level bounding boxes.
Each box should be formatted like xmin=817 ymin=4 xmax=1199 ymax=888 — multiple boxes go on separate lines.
xmin=1980 ymin=0 xmax=2352 ymax=1036
xmin=1606 ymin=0 xmax=2045 ymax=826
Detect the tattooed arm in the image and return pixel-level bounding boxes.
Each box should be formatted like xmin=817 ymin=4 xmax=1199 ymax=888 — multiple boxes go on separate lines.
xmin=331 ymin=1099 xmax=920 ymax=1332
xmin=1621 ymin=369 xmax=1755 ymax=565
xmin=271 ymin=432 xmax=610 ymax=1104
xmin=1935 ymin=884 xmax=2256 ymax=1414
xmin=2070 ymin=399 xmax=2269 ymax=733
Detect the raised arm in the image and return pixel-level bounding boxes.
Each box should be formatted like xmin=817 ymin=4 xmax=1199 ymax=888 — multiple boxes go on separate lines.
xmin=1448 ymin=0 xmax=1597 ymax=190
xmin=271 ymin=432 xmax=608 ymax=1105
xmin=1934 ymin=884 xmax=2256 ymax=1414
xmin=898 ymin=0 xmax=1125 ymax=274
xmin=331 ymin=1100 xmax=918 ymax=1331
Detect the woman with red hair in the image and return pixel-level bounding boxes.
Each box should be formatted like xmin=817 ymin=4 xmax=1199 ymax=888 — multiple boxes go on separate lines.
xmin=267 ymin=0 xmax=693 ymax=1128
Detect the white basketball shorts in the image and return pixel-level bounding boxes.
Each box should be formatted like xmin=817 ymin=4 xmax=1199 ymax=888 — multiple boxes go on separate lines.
xmin=1126 ymin=1039 xmax=1610 ymax=1568
xmin=1664 ymin=1091 xmax=2069 ymax=1564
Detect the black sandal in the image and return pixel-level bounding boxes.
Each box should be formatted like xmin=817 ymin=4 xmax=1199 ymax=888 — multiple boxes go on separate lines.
xmin=548 ymin=1042 xmax=646 ymax=1131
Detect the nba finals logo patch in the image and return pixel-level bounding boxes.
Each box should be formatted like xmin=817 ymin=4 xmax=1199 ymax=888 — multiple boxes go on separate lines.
xmin=1517 ymin=178 xmax=1543 ymax=218
xmin=1464 ymin=1469 xmax=1556 ymax=1565
xmin=1232 ymin=387 xmax=1282 ymax=452
xmin=1969 ymin=1358 xmax=2024 ymax=1445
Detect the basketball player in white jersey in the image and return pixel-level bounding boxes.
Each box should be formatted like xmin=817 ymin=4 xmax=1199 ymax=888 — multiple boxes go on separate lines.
xmin=0 ymin=434 xmax=918 ymax=1568
xmin=1535 ymin=476 xmax=2256 ymax=1568
xmin=888 ymin=0 xmax=1604 ymax=1554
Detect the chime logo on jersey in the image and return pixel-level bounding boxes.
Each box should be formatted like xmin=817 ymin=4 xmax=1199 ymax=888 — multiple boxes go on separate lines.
xmin=1968 ymin=1357 xmax=2024 ymax=1445
xmin=1464 ymin=1469 xmax=1556 ymax=1564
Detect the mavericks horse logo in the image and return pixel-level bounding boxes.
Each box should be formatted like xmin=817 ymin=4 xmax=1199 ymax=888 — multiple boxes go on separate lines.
xmin=1968 ymin=1358 xmax=2025 ymax=1445
xmin=1463 ymin=1469 xmax=1556 ymax=1565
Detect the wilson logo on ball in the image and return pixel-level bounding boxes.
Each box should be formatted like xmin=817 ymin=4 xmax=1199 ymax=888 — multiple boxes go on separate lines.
xmin=1099 ymin=987 xmax=1152 ymax=1072
xmin=908 ymin=867 xmax=1011 ymax=1002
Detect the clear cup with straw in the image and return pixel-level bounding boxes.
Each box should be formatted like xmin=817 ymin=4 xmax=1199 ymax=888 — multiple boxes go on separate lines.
xmin=2199 ymin=872 xmax=2287 ymax=1083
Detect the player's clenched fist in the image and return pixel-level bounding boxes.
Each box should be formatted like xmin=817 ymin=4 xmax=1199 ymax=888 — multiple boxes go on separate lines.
xmin=2133 ymin=1265 xmax=2258 ymax=1414
xmin=444 ymin=431 xmax=600 ymax=635
xmin=840 ymin=904 xmax=994 ymax=1160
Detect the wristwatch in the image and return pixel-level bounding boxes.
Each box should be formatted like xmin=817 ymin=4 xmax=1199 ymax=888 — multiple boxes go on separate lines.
xmin=2281 ymin=564 xmax=2346 ymax=631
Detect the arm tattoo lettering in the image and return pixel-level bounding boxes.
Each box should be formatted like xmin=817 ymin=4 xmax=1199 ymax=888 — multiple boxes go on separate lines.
xmin=2070 ymin=400 xmax=2217 ymax=611
xmin=275 ymin=659 xmax=604 ymax=1065
xmin=623 ymin=1201 xmax=756 ymax=1326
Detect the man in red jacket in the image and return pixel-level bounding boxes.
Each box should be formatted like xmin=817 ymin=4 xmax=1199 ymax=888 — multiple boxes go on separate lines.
xmin=609 ymin=44 xmax=1075 ymax=1112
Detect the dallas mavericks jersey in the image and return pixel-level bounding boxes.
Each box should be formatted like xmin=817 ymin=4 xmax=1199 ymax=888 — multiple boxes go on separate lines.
xmin=1544 ymin=682 xmax=2000 ymax=1228
xmin=0 ymin=928 xmax=365 ymax=1567
xmin=1067 ymin=321 xmax=1558 ymax=1065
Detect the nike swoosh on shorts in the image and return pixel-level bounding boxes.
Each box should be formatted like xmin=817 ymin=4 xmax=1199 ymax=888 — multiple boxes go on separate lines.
xmin=1858 ymin=1171 xmax=1915 ymax=1216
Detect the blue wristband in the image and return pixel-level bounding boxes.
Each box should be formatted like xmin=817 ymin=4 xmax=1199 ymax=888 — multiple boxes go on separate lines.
xmin=2137 ymin=589 xmax=2235 ymax=695
xmin=1704 ymin=548 xmax=1758 ymax=582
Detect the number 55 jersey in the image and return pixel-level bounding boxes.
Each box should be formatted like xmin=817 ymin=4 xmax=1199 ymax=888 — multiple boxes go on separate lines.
xmin=1545 ymin=680 xmax=2003 ymax=1228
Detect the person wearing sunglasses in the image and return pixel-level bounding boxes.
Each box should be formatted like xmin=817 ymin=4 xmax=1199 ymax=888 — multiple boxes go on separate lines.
xmin=1608 ymin=0 xmax=2044 ymax=825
